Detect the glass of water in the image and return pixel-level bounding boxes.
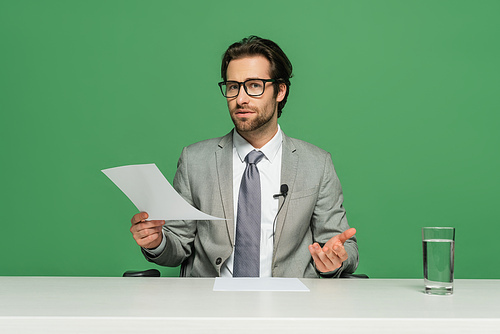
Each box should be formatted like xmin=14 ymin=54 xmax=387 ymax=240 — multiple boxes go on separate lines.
xmin=422 ymin=227 xmax=455 ymax=295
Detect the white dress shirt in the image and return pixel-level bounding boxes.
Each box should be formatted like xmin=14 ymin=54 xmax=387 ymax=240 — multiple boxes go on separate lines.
xmin=220 ymin=126 xmax=282 ymax=277
xmin=146 ymin=126 xmax=283 ymax=277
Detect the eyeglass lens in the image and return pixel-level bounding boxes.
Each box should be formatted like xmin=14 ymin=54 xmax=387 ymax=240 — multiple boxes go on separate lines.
xmin=222 ymin=80 xmax=266 ymax=97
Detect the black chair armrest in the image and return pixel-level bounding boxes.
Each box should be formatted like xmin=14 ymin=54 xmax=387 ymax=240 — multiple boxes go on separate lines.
xmin=123 ymin=269 xmax=161 ymax=277
xmin=122 ymin=269 xmax=367 ymax=278
xmin=339 ymin=272 xmax=369 ymax=279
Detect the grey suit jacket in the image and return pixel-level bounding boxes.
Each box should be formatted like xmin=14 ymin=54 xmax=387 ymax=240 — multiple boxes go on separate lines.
xmin=142 ymin=131 xmax=358 ymax=277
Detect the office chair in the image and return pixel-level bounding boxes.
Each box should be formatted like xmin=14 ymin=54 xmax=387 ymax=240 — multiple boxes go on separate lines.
xmin=123 ymin=268 xmax=368 ymax=279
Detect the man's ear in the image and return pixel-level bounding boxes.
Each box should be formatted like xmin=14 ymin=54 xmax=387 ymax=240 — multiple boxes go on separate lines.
xmin=276 ymin=83 xmax=287 ymax=103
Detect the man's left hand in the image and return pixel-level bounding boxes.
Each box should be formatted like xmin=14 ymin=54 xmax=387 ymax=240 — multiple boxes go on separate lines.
xmin=308 ymin=228 xmax=356 ymax=273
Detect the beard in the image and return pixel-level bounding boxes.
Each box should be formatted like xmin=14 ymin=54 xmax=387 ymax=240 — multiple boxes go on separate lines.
xmin=230 ymin=101 xmax=277 ymax=133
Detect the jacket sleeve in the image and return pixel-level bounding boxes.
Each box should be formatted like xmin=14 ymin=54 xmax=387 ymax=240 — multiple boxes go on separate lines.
xmin=311 ymin=152 xmax=359 ymax=277
xmin=141 ymin=147 xmax=197 ymax=267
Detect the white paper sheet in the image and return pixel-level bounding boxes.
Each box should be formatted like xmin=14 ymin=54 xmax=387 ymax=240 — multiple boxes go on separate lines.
xmin=213 ymin=278 xmax=310 ymax=292
xmin=102 ymin=164 xmax=226 ymax=221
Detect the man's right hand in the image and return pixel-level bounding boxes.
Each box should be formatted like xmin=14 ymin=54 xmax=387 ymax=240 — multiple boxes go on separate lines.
xmin=130 ymin=212 xmax=165 ymax=249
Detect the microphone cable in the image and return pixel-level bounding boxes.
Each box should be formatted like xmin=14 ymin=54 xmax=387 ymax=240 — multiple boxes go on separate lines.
xmin=272 ymin=184 xmax=288 ymax=245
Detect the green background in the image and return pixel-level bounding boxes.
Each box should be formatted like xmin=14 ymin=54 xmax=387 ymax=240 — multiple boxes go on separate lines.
xmin=1 ymin=0 xmax=498 ymax=278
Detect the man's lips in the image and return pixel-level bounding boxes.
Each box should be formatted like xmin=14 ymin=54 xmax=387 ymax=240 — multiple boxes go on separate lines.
xmin=235 ymin=109 xmax=255 ymax=116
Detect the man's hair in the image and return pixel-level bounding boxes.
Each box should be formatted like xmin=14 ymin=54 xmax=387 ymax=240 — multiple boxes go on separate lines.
xmin=221 ymin=36 xmax=293 ymax=118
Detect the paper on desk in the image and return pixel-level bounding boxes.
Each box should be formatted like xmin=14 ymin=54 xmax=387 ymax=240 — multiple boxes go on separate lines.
xmin=213 ymin=278 xmax=310 ymax=292
xmin=102 ymin=164 xmax=226 ymax=221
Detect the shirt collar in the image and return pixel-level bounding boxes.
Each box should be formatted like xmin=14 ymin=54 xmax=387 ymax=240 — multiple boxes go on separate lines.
xmin=233 ymin=125 xmax=283 ymax=164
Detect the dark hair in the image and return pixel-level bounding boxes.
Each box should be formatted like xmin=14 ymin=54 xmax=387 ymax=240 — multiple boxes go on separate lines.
xmin=221 ymin=36 xmax=293 ymax=118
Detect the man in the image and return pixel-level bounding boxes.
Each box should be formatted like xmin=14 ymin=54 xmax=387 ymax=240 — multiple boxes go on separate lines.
xmin=130 ymin=36 xmax=358 ymax=278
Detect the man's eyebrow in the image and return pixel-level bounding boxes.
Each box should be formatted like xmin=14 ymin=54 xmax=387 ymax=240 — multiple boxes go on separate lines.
xmin=226 ymin=77 xmax=268 ymax=82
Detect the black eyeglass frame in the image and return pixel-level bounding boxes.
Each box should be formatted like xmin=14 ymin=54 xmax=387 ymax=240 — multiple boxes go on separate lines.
xmin=218 ymin=79 xmax=276 ymax=98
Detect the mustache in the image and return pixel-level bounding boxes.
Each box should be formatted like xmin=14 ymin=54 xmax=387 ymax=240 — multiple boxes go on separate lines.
xmin=235 ymin=103 xmax=257 ymax=111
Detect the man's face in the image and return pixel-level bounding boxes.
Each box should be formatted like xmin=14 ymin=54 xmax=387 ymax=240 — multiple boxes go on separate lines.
xmin=225 ymin=56 xmax=285 ymax=135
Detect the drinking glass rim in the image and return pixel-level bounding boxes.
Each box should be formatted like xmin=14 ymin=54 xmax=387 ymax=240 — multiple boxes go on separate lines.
xmin=422 ymin=227 xmax=455 ymax=230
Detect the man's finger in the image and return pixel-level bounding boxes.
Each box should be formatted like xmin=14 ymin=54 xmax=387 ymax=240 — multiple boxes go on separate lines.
xmin=323 ymin=246 xmax=341 ymax=265
xmin=134 ymin=220 xmax=165 ymax=231
xmin=310 ymin=244 xmax=343 ymax=273
xmin=309 ymin=244 xmax=328 ymax=273
xmin=131 ymin=212 xmax=149 ymax=225
xmin=136 ymin=231 xmax=162 ymax=249
xmin=133 ymin=225 xmax=163 ymax=239
xmin=130 ymin=221 xmax=164 ymax=237
xmin=331 ymin=244 xmax=348 ymax=262
xmin=337 ymin=227 xmax=356 ymax=244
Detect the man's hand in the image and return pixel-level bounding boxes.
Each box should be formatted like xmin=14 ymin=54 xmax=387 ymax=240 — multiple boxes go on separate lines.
xmin=130 ymin=212 xmax=165 ymax=249
xmin=308 ymin=228 xmax=356 ymax=273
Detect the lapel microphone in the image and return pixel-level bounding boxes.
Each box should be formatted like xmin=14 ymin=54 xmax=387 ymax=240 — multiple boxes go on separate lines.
xmin=273 ymin=184 xmax=289 ymax=199
xmin=272 ymin=184 xmax=289 ymax=245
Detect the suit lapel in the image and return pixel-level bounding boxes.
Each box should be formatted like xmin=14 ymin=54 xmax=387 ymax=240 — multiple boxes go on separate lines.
xmin=215 ymin=131 xmax=235 ymax=246
xmin=274 ymin=134 xmax=298 ymax=254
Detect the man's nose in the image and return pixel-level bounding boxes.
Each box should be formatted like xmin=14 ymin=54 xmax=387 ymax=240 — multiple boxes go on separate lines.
xmin=236 ymin=85 xmax=250 ymax=105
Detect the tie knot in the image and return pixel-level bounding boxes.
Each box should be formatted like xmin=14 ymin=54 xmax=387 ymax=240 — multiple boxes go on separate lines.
xmin=245 ymin=150 xmax=265 ymax=165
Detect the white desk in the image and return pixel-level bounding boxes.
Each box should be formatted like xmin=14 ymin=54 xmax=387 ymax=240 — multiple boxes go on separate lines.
xmin=0 ymin=277 xmax=499 ymax=333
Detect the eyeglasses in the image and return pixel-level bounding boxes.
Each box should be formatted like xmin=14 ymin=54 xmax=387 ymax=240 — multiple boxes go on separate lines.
xmin=218 ymin=79 xmax=275 ymax=98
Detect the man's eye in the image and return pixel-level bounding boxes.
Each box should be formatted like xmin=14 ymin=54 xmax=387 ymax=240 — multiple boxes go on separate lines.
xmin=227 ymin=83 xmax=239 ymax=91
xmin=249 ymin=82 xmax=263 ymax=89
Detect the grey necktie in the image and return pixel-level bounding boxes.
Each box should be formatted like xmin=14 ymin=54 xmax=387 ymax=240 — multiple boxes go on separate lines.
xmin=233 ymin=150 xmax=265 ymax=277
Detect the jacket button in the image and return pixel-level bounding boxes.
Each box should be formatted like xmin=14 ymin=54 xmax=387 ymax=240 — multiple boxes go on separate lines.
xmin=215 ymin=258 xmax=222 ymax=265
